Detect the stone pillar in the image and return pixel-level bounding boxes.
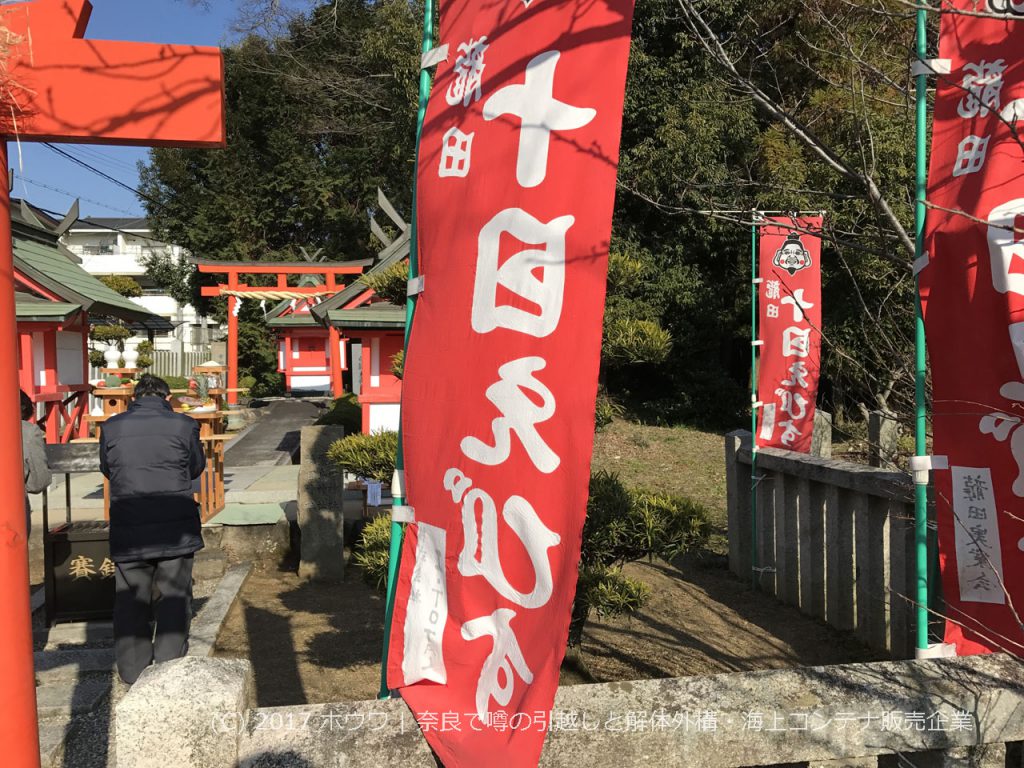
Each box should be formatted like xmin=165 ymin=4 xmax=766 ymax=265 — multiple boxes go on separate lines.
xmin=115 ymin=657 xmax=253 ymax=768
xmin=725 ymin=430 xmax=751 ymax=580
xmin=813 ymin=409 xmax=833 ymax=458
xmin=297 ymin=425 xmax=347 ymax=581
xmin=868 ymin=410 xmax=900 ymax=468
xmin=809 ymin=758 xmax=878 ymax=767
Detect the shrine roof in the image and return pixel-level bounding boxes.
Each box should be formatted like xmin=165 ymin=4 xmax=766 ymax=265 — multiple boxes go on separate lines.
xmin=15 ymin=293 xmax=81 ymax=323
xmin=14 ymin=234 xmax=162 ymax=326
xmin=326 ymin=304 xmax=406 ymax=330
xmin=310 ymin=230 xmax=410 ymax=324
xmin=190 ymin=257 xmax=373 ymax=271
xmin=265 ymin=275 xmax=332 ymax=325
xmin=266 ymin=313 xmax=322 ymax=328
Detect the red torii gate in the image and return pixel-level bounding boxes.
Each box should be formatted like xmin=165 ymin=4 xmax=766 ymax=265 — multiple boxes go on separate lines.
xmin=193 ymin=258 xmax=371 ymax=403
xmin=0 ymin=2 xmax=225 ymax=765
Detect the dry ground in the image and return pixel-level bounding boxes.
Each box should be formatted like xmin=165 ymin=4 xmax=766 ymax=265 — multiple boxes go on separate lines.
xmin=214 ymin=419 xmax=881 ymax=706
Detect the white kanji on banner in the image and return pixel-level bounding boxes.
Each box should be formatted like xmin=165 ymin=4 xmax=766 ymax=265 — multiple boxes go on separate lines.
xmin=448 ymin=480 xmax=560 ymax=609
xmin=460 ymin=356 xmax=560 ymax=473
xmin=446 ymin=36 xmax=489 ymax=107
xmin=782 ymin=327 xmax=812 ymax=358
xmin=461 ymin=609 xmax=534 ymax=720
xmin=778 ymin=419 xmax=802 ymax=447
xmin=483 ymin=50 xmax=596 ymax=188
xmin=439 ymin=127 xmax=474 ymax=178
xmin=781 ymin=362 xmax=810 ymax=388
xmin=987 ymin=198 xmax=1024 ymax=296
xmin=781 ymin=288 xmax=815 ymax=322
xmin=472 ymin=207 xmax=573 ymax=338
xmin=953 ymin=134 xmax=991 ymax=177
xmin=774 ymin=388 xmax=809 ymax=420
xmin=957 ymin=59 xmax=1006 ymax=118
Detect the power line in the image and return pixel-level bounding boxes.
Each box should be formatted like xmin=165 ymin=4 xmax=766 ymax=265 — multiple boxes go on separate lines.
xmin=66 ymin=144 xmax=141 ymax=175
xmin=15 ymin=174 xmax=139 ymax=216
xmin=43 ymin=143 xmax=167 ymax=212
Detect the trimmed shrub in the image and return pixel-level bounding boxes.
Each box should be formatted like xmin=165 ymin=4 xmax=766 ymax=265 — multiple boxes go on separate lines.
xmin=327 ymin=430 xmax=398 ymax=482
xmin=317 ymin=393 xmax=362 ymax=434
xmin=353 ymin=515 xmax=392 ymax=589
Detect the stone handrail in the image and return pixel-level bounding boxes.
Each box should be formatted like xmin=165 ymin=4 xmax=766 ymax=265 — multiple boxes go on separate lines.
xmin=726 ymin=430 xmax=918 ymax=659
xmin=116 ymin=654 xmax=1024 ymax=767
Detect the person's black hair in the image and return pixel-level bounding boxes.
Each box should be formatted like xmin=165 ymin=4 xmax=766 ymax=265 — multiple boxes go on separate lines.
xmin=134 ymin=374 xmax=171 ymax=400
xmin=20 ymin=390 xmax=32 ymax=420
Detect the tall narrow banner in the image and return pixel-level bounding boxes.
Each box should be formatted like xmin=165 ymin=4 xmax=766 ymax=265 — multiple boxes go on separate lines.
xmin=755 ymin=217 xmax=823 ymax=453
xmin=386 ymin=1 xmax=636 ymax=766
xmin=919 ymin=1 xmax=1024 ymax=656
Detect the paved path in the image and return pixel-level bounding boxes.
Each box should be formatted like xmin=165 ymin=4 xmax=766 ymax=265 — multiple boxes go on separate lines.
xmin=224 ymin=399 xmax=321 ymax=467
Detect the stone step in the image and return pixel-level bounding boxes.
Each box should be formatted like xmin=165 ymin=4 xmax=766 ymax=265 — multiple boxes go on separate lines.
xmin=194 ymin=550 xmax=227 ymax=581
xmin=34 ymin=648 xmax=115 ymax=682
xmin=38 ymin=716 xmax=75 ymax=768
xmin=36 ymin=621 xmax=114 ymax=650
xmin=35 ymin=676 xmax=110 ymax=719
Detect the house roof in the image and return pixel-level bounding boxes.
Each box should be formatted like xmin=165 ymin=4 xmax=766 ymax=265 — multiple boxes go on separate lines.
xmin=15 ymin=293 xmax=81 ymax=323
xmin=326 ymin=304 xmax=406 ymax=330
xmin=14 ymin=232 xmax=167 ymax=327
xmin=72 ymin=216 xmax=151 ymax=232
xmin=311 ymin=229 xmax=410 ymax=325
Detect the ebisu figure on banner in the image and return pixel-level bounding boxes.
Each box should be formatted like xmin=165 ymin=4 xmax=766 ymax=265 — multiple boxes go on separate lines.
xmin=772 ymin=232 xmax=813 ymax=276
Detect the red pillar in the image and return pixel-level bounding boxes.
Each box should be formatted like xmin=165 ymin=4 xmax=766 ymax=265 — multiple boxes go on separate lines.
xmin=328 ymin=326 xmax=344 ymax=398
xmin=227 ymin=294 xmax=239 ymax=405
xmin=0 ymin=144 xmax=42 ymax=768
xmin=226 ymin=272 xmax=239 ymax=405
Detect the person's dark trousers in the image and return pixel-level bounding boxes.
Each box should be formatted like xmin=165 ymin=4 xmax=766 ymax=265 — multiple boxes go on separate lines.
xmin=113 ymin=555 xmax=194 ymax=685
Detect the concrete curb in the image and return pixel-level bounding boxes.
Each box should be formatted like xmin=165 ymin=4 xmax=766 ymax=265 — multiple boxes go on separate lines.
xmin=189 ymin=562 xmax=252 ymax=658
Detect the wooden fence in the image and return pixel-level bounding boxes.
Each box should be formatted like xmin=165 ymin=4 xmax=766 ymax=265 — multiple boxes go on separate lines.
xmin=725 ymin=430 xmax=918 ymax=659
xmin=90 ymin=350 xmax=210 ymax=381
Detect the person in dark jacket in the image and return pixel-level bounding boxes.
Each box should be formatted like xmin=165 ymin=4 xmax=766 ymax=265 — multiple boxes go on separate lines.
xmin=100 ymin=374 xmax=206 ymax=684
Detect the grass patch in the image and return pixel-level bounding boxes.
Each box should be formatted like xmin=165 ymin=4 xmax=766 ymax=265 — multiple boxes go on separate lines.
xmin=592 ymin=419 xmax=727 ymax=553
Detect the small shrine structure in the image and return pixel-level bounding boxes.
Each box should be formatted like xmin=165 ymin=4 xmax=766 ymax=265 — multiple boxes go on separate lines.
xmin=13 ymin=201 xmax=167 ymax=443
xmin=192 ymin=257 xmax=371 ymax=402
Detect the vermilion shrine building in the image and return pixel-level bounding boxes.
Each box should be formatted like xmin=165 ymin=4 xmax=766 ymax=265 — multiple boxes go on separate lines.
xmin=265 ymin=230 xmax=409 ymax=433
xmin=13 ymin=201 xmax=166 ymax=444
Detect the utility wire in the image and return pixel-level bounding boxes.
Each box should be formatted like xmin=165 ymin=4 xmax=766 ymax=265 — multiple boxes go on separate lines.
xmin=42 ymin=143 xmax=167 ymax=212
xmin=16 ymin=175 xmax=139 ymax=216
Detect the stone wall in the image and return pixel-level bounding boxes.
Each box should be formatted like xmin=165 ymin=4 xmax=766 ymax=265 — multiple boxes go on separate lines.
xmin=115 ymin=653 xmax=1024 ymax=767
xmin=725 ymin=430 xmax=917 ymax=659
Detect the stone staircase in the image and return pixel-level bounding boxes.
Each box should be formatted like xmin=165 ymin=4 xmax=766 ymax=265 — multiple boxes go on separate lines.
xmin=33 ymin=623 xmax=116 ymax=767
xmin=30 ymin=550 xmax=228 ymax=767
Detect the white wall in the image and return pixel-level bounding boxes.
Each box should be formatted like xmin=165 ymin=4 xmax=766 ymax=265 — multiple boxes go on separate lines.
xmin=368 ymin=403 xmax=401 ymax=434
xmin=56 ymin=331 xmax=84 ymax=386
xmin=64 ymin=226 xmax=220 ymax=354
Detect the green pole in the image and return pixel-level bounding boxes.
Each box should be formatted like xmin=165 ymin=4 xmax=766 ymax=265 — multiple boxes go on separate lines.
xmin=379 ymin=0 xmax=435 ymax=699
xmin=913 ymin=3 xmax=930 ymax=654
xmin=750 ymin=215 xmax=759 ymax=590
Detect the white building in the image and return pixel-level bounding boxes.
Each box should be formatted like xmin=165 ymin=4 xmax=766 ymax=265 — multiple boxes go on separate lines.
xmin=62 ymin=217 xmax=217 ymax=353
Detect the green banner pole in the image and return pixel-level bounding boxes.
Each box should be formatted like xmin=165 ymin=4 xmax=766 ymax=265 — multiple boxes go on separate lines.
xmin=913 ymin=3 xmax=930 ymax=654
xmin=379 ymin=0 xmax=436 ymax=699
xmin=750 ymin=214 xmax=759 ymax=589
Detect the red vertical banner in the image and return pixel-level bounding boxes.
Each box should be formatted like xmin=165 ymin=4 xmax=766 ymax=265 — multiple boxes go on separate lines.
xmin=385 ymin=0 xmax=636 ymax=766
xmin=755 ymin=217 xmax=824 ymax=453
xmin=919 ymin=1 xmax=1024 ymax=655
